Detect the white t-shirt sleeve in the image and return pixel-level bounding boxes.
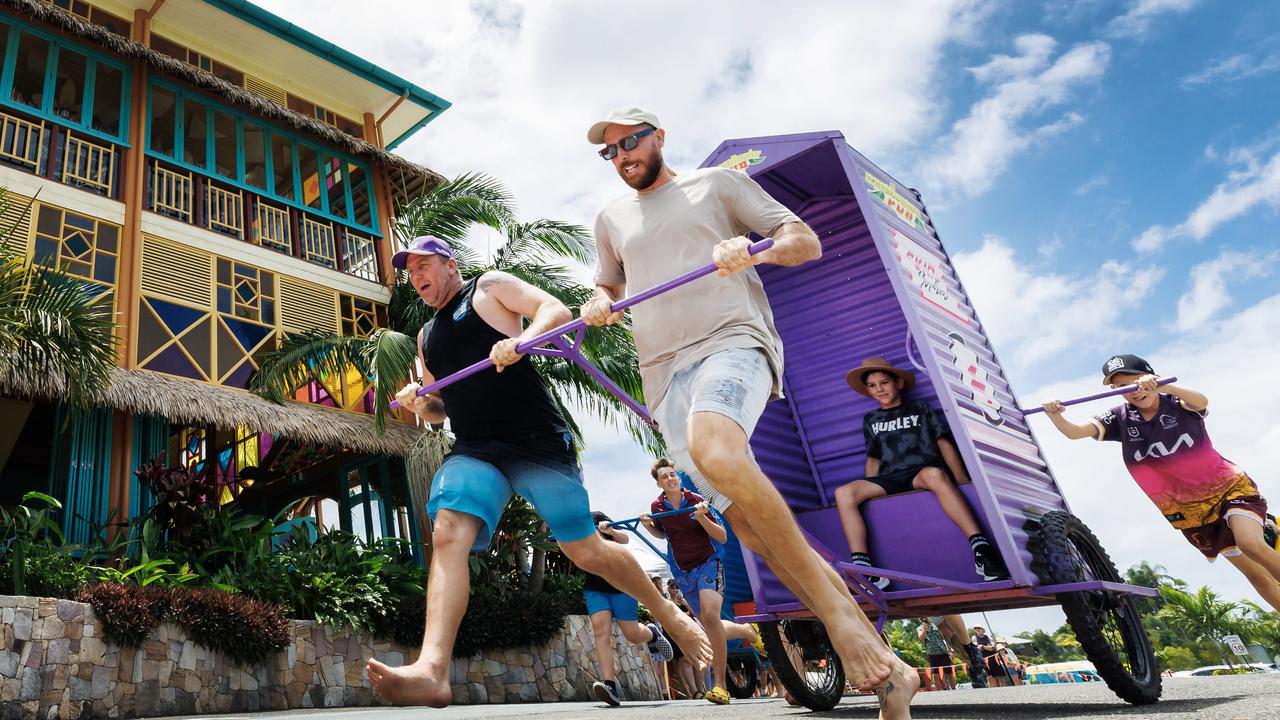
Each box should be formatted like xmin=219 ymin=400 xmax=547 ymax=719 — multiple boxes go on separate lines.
xmin=593 ymin=210 xmax=626 ymax=286
xmin=728 ymin=169 xmax=802 ymax=237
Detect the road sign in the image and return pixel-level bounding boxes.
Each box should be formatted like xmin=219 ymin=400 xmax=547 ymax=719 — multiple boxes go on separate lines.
xmin=1222 ymin=634 xmax=1248 ymax=656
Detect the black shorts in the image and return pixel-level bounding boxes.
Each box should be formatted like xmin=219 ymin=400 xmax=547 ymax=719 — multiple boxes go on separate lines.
xmin=927 ymin=653 xmax=952 ymax=668
xmin=866 ymin=465 xmax=950 ymax=496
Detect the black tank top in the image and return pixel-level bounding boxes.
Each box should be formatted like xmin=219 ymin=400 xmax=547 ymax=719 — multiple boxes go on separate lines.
xmin=422 ymin=277 xmax=569 ymax=442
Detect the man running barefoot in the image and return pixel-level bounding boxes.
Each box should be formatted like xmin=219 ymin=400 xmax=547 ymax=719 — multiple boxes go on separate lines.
xmin=581 ymin=107 xmax=917 ymax=717
xmin=366 ymin=236 xmax=711 ymax=707
xmin=640 ymin=458 xmax=765 ymax=704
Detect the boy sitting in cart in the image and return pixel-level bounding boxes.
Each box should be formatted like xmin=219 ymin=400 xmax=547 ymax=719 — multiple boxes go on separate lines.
xmin=834 ymin=358 xmax=1009 ymax=589
xmin=1040 ymin=354 xmax=1280 ymax=612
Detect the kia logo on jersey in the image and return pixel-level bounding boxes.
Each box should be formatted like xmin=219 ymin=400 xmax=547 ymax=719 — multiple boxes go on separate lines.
xmin=1132 ymin=433 xmax=1194 ymax=462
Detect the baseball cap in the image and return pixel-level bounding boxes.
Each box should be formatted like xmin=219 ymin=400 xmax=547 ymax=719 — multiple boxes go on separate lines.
xmin=392 ymin=235 xmax=455 ymax=270
xmin=1101 ymin=354 xmax=1155 ymax=384
xmin=587 ymin=106 xmax=661 ymax=144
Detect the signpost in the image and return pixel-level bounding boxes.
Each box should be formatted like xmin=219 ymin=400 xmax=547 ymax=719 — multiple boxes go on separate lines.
xmin=1222 ymin=634 xmax=1249 ymax=657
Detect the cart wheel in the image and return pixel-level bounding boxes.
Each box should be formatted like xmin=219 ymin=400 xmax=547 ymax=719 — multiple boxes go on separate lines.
xmin=726 ymin=655 xmax=758 ymax=699
xmin=758 ymin=620 xmax=845 ymax=711
xmin=1029 ymin=511 xmax=1162 ymax=705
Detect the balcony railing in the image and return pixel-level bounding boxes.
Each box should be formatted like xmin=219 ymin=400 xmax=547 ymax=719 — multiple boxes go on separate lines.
xmin=62 ymin=132 xmax=115 ymax=196
xmin=145 ymin=157 xmax=381 ymax=283
xmin=0 ymin=104 xmax=121 ymax=198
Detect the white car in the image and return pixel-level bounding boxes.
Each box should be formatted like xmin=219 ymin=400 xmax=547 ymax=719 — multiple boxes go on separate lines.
xmin=1171 ymin=663 xmax=1279 ymax=677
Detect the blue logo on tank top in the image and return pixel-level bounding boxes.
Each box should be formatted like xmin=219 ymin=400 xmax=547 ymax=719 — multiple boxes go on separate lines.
xmin=452 ymin=299 xmax=470 ymax=321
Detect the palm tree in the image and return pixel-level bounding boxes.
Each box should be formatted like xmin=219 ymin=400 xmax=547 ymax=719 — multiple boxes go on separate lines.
xmin=0 ymin=188 xmax=117 ymax=415
xmin=1157 ymin=585 xmax=1246 ymax=667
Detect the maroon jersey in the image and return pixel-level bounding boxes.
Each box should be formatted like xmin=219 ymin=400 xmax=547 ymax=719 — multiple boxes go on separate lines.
xmin=651 ymin=489 xmax=716 ymax=571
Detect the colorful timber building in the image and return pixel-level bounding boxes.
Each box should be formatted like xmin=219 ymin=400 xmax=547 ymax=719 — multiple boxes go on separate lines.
xmin=0 ymin=0 xmax=446 ymax=547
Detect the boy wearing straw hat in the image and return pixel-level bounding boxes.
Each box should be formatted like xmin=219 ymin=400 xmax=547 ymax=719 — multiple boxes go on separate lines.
xmin=1040 ymin=354 xmax=1280 ymax=612
xmin=834 ymin=358 xmax=1009 ymax=589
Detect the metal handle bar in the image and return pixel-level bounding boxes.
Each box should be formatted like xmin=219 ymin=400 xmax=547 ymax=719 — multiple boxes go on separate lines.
xmin=390 ymin=238 xmax=775 ymax=409
xmin=1023 ymin=376 xmax=1178 ymax=415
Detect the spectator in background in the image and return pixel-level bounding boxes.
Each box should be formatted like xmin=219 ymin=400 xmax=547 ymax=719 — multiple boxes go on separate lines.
xmin=917 ymin=619 xmax=956 ymax=690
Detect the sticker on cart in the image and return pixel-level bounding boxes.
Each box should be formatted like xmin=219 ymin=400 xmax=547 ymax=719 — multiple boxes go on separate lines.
xmin=719 ymin=149 xmax=765 ymax=171
xmin=890 ymin=229 xmax=971 ymax=326
xmin=865 ymin=172 xmax=928 ymax=232
xmin=948 ymin=332 xmax=1004 ymax=425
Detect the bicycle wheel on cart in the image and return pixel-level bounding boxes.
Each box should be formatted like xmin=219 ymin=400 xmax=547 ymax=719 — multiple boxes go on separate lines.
xmin=726 ymin=655 xmax=758 ymax=699
xmin=758 ymin=619 xmax=845 ymax=710
xmin=1029 ymin=510 xmax=1162 ymax=705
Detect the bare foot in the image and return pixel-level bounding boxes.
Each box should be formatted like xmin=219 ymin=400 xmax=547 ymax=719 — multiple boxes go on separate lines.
xmin=366 ymin=657 xmax=453 ymax=707
xmin=826 ymin=615 xmax=894 ymax=691
xmin=654 ymin=601 xmax=713 ymax=671
xmin=875 ymin=658 xmax=920 ymax=720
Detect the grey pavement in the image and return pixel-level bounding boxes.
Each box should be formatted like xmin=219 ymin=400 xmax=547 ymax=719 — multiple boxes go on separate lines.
xmin=174 ymin=675 xmax=1280 ymax=720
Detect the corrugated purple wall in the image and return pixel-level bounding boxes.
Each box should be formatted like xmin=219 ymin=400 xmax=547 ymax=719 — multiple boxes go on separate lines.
xmin=699 ymin=132 xmax=1072 ymax=612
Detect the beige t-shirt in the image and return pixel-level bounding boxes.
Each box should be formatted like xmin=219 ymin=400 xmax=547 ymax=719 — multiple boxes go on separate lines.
xmin=593 ymin=167 xmax=801 ymax=409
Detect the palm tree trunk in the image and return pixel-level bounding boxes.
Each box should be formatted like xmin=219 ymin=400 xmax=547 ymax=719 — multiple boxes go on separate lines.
xmin=529 ymin=546 xmax=546 ymax=593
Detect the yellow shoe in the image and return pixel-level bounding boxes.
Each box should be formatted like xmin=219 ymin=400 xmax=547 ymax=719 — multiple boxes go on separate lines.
xmin=705 ymin=686 xmax=731 ymax=705
xmin=750 ymin=623 xmax=767 ymax=658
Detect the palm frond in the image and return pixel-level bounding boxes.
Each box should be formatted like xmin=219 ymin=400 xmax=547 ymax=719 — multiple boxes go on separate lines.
xmin=393 ymin=172 xmax=515 ymax=243
xmin=495 ymin=219 xmax=594 ymax=269
xmin=362 ymin=328 xmax=420 ymax=433
xmin=249 ymin=330 xmax=373 ymax=404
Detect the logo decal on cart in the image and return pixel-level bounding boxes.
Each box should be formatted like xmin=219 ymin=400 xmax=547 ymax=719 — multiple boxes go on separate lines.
xmin=718 ymin=149 xmax=765 ymax=171
xmin=947 ymin=332 xmax=1003 ymax=425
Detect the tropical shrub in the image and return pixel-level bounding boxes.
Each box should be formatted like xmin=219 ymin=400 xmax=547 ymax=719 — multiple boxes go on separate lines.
xmin=167 ymin=587 xmax=290 ymax=664
xmin=453 ymin=589 xmax=582 ymax=658
xmin=77 ymin=583 xmax=170 ymax=646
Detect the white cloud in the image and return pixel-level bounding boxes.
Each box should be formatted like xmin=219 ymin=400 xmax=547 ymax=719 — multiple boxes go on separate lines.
xmin=1104 ymin=0 xmax=1200 ymax=39
xmin=1174 ymin=249 xmax=1278 ymax=332
xmin=1073 ymin=172 xmax=1109 ymax=195
xmin=1182 ymin=52 xmax=1280 ymax=88
xmin=254 ymin=0 xmax=986 ymax=241
xmin=951 ymin=236 xmax=1162 ymax=370
xmin=1133 ymin=145 xmax=1280 ymax=252
xmin=918 ymin=38 xmax=1109 ymax=200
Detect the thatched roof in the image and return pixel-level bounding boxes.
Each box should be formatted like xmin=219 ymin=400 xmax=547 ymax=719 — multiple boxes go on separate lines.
xmin=1 ymin=0 xmax=444 ymax=191
xmin=0 ymin=365 xmax=425 ymax=457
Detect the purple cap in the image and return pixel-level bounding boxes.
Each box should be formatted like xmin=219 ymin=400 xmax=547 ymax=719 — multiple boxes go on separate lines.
xmin=392 ymin=235 xmax=455 ymax=269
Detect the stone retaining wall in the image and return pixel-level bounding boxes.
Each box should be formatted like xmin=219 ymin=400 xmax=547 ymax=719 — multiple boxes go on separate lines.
xmin=0 ymin=596 xmax=658 ymax=719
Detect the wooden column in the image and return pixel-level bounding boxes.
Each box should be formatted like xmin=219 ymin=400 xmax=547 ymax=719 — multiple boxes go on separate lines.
xmin=106 ymin=10 xmax=155 ymax=535
xmin=364 ymin=112 xmax=395 ymax=286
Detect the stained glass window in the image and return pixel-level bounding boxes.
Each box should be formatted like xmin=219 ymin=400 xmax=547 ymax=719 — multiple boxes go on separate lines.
xmin=31 ymin=204 xmax=119 ymax=300
xmin=214 ymin=258 xmax=274 ymax=324
xmin=339 ymin=294 xmax=386 ymax=337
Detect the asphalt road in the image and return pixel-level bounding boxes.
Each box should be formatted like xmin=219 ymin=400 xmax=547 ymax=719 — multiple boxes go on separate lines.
xmin=173 ymin=675 xmax=1280 ymax=720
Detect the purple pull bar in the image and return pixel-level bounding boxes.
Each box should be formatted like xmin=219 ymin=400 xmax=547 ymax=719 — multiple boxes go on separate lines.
xmin=390 ymin=238 xmax=776 ymax=411
xmin=1023 ymin=376 xmax=1177 ymax=415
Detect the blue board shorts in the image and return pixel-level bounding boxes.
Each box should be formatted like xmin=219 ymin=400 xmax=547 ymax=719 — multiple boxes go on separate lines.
xmin=673 ymin=556 xmax=725 ymax=616
xmin=427 ymin=432 xmax=596 ymax=551
xmin=652 ymin=347 xmax=773 ymax=513
xmin=583 ymin=590 xmax=640 ymax=622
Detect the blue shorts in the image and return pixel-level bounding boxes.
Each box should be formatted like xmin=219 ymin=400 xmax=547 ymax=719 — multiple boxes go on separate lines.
xmin=584 ymin=590 xmax=639 ymax=622
xmin=427 ymin=433 xmax=596 ymax=552
xmin=673 ymin=557 xmax=724 ymax=616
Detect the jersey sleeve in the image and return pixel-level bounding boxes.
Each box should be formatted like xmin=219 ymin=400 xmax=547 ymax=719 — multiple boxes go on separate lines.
xmin=863 ymin=415 xmax=882 ymax=459
xmin=727 ymin=169 xmax=802 ymax=237
xmin=592 ymin=211 xmax=626 ymax=286
xmin=1090 ymin=405 xmax=1123 ymax=442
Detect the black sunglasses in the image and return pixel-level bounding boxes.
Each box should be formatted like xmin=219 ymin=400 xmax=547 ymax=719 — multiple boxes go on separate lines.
xmin=598 ymin=127 xmax=656 ymax=160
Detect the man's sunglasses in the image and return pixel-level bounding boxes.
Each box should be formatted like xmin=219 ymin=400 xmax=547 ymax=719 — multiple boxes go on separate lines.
xmin=598 ymin=127 xmax=656 ymax=160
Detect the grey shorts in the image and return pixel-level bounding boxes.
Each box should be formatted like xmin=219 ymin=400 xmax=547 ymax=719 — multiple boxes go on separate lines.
xmin=652 ymin=347 xmax=773 ymax=512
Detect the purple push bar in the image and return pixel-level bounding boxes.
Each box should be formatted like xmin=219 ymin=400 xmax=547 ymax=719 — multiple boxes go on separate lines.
xmin=1023 ymin=376 xmax=1178 ymax=415
xmin=390 ymin=238 xmax=776 ymax=413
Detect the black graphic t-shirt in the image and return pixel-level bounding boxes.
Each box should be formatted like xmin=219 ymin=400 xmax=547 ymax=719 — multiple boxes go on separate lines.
xmin=862 ymin=399 xmax=951 ymax=475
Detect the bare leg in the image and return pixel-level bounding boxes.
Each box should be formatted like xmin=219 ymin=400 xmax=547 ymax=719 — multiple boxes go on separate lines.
xmin=616 ymin=619 xmax=655 ymax=645
xmin=723 ymin=620 xmax=756 ymax=642
xmin=559 ymin=533 xmax=712 ymax=669
xmin=938 ymin=615 xmax=971 ymax=656
xmin=590 ymin=610 xmax=618 ymax=683
xmin=687 ymin=412 xmax=916 ymax=715
xmin=367 ymin=510 xmax=480 ymax=707
xmin=913 ymin=469 xmax=980 ymax=537
xmin=834 ymin=480 xmax=888 ymax=554
xmin=1218 ymin=520 xmax=1280 ymax=609
xmin=699 ymin=590 xmax=730 ymax=692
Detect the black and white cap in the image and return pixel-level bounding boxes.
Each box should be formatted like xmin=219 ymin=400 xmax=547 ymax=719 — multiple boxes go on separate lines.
xmin=1101 ymin=354 xmax=1155 ymax=384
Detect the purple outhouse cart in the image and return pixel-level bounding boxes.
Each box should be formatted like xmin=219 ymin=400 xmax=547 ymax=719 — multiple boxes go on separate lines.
xmin=696 ymin=132 xmax=1161 ymax=709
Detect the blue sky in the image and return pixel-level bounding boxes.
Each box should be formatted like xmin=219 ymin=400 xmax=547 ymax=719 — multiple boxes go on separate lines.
xmin=257 ymin=0 xmax=1280 ymax=635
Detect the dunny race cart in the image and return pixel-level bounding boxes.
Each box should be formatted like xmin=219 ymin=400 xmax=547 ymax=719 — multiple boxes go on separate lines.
xmin=400 ymin=131 xmax=1163 ymax=710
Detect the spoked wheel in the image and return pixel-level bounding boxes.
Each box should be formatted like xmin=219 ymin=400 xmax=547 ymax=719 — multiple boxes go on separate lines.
xmin=1029 ymin=511 xmax=1162 ymax=705
xmin=726 ymin=655 xmax=758 ymax=699
xmin=758 ymin=619 xmax=846 ymax=711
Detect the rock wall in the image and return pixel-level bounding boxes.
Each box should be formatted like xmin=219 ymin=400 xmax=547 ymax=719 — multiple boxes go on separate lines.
xmin=0 ymin=596 xmax=658 ymax=719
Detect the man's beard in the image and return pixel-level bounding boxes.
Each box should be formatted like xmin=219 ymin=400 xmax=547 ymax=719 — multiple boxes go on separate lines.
xmin=622 ymin=152 xmax=665 ymax=190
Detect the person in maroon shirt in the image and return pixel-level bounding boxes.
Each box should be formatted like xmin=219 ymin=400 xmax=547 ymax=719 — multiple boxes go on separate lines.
xmin=640 ymin=458 xmax=763 ymax=704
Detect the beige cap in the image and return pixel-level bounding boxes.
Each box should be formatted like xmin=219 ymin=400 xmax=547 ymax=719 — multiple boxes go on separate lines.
xmin=587 ymin=106 xmax=661 ymax=144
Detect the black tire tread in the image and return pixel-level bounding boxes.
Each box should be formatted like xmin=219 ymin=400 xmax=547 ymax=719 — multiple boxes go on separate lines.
xmin=758 ymin=620 xmax=845 ymax=711
xmin=725 ymin=655 xmax=758 ymax=699
xmin=1029 ymin=510 xmax=1161 ymax=705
